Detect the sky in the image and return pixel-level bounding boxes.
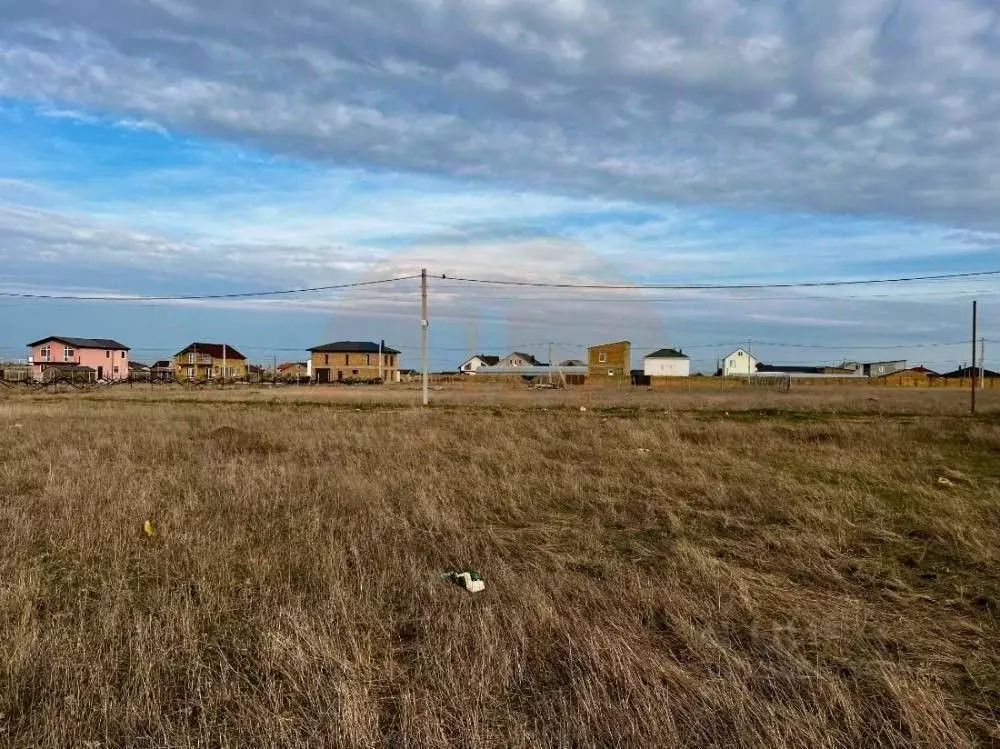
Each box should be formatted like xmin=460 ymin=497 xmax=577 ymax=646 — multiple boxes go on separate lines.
xmin=1 ymin=0 xmax=999 ymax=372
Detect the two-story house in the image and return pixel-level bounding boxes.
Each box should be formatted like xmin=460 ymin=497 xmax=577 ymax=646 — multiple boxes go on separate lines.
xmin=458 ymin=354 xmax=500 ymax=374
xmin=27 ymin=336 xmax=130 ymax=381
xmin=308 ymin=341 xmax=399 ymax=383
xmin=587 ymin=340 xmax=630 ymax=382
xmin=173 ymin=343 xmax=248 ymax=381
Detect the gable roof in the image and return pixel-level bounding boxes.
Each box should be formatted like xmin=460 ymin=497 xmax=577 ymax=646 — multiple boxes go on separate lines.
xmin=941 ymin=365 xmax=1000 ymax=378
xmin=724 ymin=347 xmax=754 ymax=359
xmin=175 ymin=342 xmax=247 ymax=360
xmin=883 ymin=365 xmax=938 ymax=376
xmin=308 ymin=341 xmax=401 ymax=354
xmin=277 ymin=361 xmax=307 ymax=371
xmin=645 ymin=348 xmax=688 ymax=359
xmin=28 ymin=336 xmax=129 ymax=351
xmin=152 ymin=360 xmax=172 ymax=369
xmin=498 ymin=351 xmax=540 ymax=365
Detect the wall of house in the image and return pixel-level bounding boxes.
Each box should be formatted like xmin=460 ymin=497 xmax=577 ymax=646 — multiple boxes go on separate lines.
xmin=723 ymin=350 xmax=757 ymax=376
xmin=173 ymin=354 xmax=248 ymax=380
xmin=644 ymin=358 xmax=690 ymax=377
xmin=30 ymin=341 xmax=129 ymax=380
xmin=587 ymin=342 xmax=631 ymax=381
xmin=310 ymin=351 xmax=397 ymax=382
xmin=461 ymin=357 xmax=487 ymax=374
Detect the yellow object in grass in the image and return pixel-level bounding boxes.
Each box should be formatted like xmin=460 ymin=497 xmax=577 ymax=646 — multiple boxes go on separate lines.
xmin=143 ymin=520 xmax=156 ymax=538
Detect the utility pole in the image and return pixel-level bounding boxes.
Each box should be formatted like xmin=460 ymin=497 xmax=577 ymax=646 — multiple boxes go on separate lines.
xmin=981 ymin=337 xmax=986 ymax=390
xmin=971 ymin=300 xmax=977 ymax=414
xmin=378 ymin=339 xmax=384 ymax=382
xmin=548 ymin=342 xmax=553 ymax=385
xmin=746 ymin=337 xmax=752 ymax=385
xmin=421 ymin=268 xmax=429 ymax=406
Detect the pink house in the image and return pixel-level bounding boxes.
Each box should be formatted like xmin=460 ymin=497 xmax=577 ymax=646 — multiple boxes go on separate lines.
xmin=27 ymin=336 xmax=130 ymax=381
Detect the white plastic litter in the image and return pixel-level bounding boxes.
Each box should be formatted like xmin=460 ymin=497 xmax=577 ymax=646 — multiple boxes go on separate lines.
xmin=456 ymin=572 xmax=486 ymax=593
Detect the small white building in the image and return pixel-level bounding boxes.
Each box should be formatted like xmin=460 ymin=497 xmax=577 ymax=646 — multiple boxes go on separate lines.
xmin=643 ymin=348 xmax=690 ymax=377
xmin=458 ymin=354 xmax=500 ymax=375
xmin=723 ymin=347 xmax=758 ymax=376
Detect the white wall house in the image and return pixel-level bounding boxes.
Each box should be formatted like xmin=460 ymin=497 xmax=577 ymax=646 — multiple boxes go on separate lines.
xmin=643 ymin=348 xmax=691 ymax=377
xmin=497 ymin=351 xmax=540 ymax=368
xmin=723 ymin=347 xmax=758 ymax=376
xmin=458 ymin=354 xmax=499 ymax=374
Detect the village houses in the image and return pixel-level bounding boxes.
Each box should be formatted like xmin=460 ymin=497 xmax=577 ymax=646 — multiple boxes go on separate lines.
xmin=27 ymin=336 xmax=130 ymax=382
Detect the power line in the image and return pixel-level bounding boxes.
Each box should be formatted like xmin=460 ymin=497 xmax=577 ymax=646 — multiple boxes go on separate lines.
xmin=438 ymin=269 xmax=1000 ymax=290
xmin=0 ymin=274 xmax=421 ymax=301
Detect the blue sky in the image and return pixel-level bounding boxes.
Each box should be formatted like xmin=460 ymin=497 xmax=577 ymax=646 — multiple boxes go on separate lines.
xmin=2 ymin=0 xmax=1000 ymax=372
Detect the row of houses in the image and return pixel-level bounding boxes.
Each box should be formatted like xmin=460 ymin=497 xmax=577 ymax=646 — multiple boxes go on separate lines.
xmin=13 ymin=335 xmax=994 ymax=385
xmin=459 ymin=342 xmax=996 ymax=382
xmin=17 ymin=337 xmax=403 ymax=383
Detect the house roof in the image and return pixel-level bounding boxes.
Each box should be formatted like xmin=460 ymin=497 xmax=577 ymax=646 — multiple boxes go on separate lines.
xmin=503 ymin=351 xmax=540 ymax=364
xmin=644 ymin=348 xmax=689 ymax=359
xmin=757 ymin=364 xmax=825 ymax=374
xmin=308 ymin=341 xmax=401 ymax=354
xmin=941 ymin=366 xmax=1000 ymax=378
xmin=152 ymin=360 xmax=172 ymax=369
xmin=724 ymin=347 xmax=754 ymax=358
xmin=28 ymin=336 xmax=129 ymax=350
xmin=128 ymin=361 xmax=149 ymax=370
xmin=559 ymin=359 xmax=586 ymax=367
xmin=175 ymin=342 xmax=247 ymax=360
xmin=39 ymin=363 xmax=96 ymax=372
xmin=587 ymin=340 xmax=630 ymax=349
xmin=277 ymin=361 xmax=307 ymax=371
xmin=884 ymin=365 xmax=938 ymax=376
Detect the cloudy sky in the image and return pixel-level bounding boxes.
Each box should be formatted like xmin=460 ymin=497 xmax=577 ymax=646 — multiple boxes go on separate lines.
xmin=1 ymin=0 xmax=999 ymax=371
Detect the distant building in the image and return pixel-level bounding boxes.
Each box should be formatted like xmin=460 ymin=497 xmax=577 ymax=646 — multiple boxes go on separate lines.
xmin=587 ymin=341 xmax=630 ymax=382
xmin=27 ymin=336 xmax=130 ymax=381
xmin=878 ymin=365 xmax=939 ymax=386
xmin=277 ymin=362 xmax=309 ymax=380
xmin=308 ymin=341 xmax=399 ymax=383
xmin=841 ymin=360 xmax=907 ymax=377
xmin=496 ymin=351 xmax=541 ymax=368
xmin=643 ymin=348 xmax=690 ymax=377
xmin=941 ymin=365 xmax=1000 ymax=379
xmin=151 ymin=360 xmax=174 ymax=381
xmin=722 ymin=347 xmax=757 ymax=376
xmin=173 ymin=343 xmax=248 ymax=381
xmin=458 ymin=354 xmax=500 ymax=374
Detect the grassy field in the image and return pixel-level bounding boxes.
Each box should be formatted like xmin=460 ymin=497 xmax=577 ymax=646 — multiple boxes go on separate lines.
xmin=1 ymin=386 xmax=998 ymax=746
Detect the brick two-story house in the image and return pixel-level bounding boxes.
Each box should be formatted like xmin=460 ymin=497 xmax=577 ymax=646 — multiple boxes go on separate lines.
xmin=173 ymin=343 xmax=248 ymax=381
xmin=308 ymin=341 xmax=399 ymax=383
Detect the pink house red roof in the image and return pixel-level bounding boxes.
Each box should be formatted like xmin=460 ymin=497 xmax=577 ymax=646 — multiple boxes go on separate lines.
xmin=27 ymin=336 xmax=129 ymax=350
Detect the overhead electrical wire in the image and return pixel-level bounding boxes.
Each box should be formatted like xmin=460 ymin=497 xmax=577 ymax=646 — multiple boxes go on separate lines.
xmin=437 ymin=269 xmax=1000 ymax=290
xmin=0 ymin=274 xmax=422 ymax=301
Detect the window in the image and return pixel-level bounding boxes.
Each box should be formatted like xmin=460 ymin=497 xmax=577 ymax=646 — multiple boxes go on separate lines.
xmin=365 ymin=354 xmax=371 ymax=366
xmin=113 ymin=366 xmax=119 ymax=374
xmin=63 ymin=347 xmax=75 ymax=362
xmin=186 ymin=366 xmax=194 ymax=378
xmin=324 ymin=354 xmax=329 ymax=364
xmin=608 ymin=369 xmax=614 ymax=376
xmin=106 ymin=350 xmax=110 ymax=358
xmin=40 ymin=346 xmax=51 ymax=360
xmin=599 ymin=352 xmax=607 ymax=363
xmin=738 ymin=351 xmax=743 ymax=357
xmin=352 ymin=369 xmax=359 ymax=375
xmin=345 ymin=354 xmax=350 ymax=365
xmin=188 ymin=353 xmax=196 ymax=363
xmin=121 ymin=351 xmax=125 ymax=359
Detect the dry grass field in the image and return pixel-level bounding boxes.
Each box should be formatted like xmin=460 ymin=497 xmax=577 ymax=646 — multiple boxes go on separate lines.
xmin=1 ymin=385 xmax=998 ymax=746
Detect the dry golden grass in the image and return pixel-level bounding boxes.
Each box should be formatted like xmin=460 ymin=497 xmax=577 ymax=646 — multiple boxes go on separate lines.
xmin=0 ymin=388 xmax=998 ymax=746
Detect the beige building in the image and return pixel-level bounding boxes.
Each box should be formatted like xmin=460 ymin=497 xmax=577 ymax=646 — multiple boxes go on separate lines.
xmin=587 ymin=341 xmax=630 ymax=382
xmin=173 ymin=343 xmax=248 ymax=381
xmin=309 ymin=341 xmax=399 ymax=383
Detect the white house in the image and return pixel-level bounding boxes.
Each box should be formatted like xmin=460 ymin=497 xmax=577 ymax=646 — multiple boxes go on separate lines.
xmin=496 ymin=351 xmax=541 ymax=367
xmin=723 ymin=347 xmax=757 ymax=376
xmin=458 ymin=354 xmax=500 ymax=374
xmin=643 ymin=348 xmax=690 ymax=377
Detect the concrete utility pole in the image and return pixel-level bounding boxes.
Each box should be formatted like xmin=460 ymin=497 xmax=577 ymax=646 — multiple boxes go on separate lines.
xmin=378 ymin=339 xmax=384 ymax=382
xmin=981 ymin=337 xmax=986 ymax=390
xmin=548 ymin=342 xmax=554 ymax=385
xmin=971 ymin=300 xmax=977 ymax=415
xmin=222 ymin=343 xmax=227 ymax=382
xmin=421 ymin=268 xmax=429 ymax=406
